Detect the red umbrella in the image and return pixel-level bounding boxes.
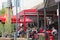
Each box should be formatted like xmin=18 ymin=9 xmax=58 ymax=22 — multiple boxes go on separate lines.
xmin=1 ymin=16 xmax=6 ymax=24
xmin=11 ymin=16 xmax=20 ymax=24
xmin=18 ymin=9 xmax=37 ymax=32
xmin=0 ymin=14 xmax=6 ymax=21
xmin=20 ymin=17 xmax=33 ymax=23
xmin=20 ymin=17 xmax=33 ymax=32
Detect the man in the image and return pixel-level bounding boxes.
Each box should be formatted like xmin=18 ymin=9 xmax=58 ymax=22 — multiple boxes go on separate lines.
xmin=51 ymin=27 xmax=57 ymax=36
xmin=51 ymin=27 xmax=57 ymax=40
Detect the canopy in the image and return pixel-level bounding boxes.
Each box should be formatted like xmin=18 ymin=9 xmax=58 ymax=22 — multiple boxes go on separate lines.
xmin=20 ymin=17 xmax=33 ymax=23
xmin=24 ymin=9 xmax=37 ymax=12
xmin=18 ymin=9 xmax=37 ymax=16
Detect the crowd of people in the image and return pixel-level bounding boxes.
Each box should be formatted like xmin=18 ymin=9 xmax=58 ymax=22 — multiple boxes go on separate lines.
xmin=0 ymin=22 xmax=57 ymax=40
xmin=16 ymin=23 xmax=57 ymax=40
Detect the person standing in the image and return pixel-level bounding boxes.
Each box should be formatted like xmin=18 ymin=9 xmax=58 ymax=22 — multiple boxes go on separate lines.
xmin=51 ymin=27 xmax=57 ymax=40
xmin=32 ymin=27 xmax=38 ymax=40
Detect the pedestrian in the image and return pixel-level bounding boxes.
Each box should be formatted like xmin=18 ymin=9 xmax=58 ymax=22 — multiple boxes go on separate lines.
xmin=51 ymin=27 xmax=57 ymax=36
xmin=38 ymin=27 xmax=44 ymax=33
xmin=38 ymin=27 xmax=45 ymax=40
xmin=17 ymin=27 xmax=24 ymax=37
xmin=51 ymin=27 xmax=57 ymax=40
xmin=32 ymin=27 xmax=38 ymax=40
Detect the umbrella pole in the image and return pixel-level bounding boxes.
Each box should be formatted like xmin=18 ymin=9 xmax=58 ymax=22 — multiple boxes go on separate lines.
xmin=2 ymin=24 xmax=4 ymax=37
xmin=24 ymin=12 xmax=26 ymax=32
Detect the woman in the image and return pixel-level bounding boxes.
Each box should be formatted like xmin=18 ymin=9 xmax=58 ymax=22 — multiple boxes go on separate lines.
xmin=32 ymin=27 xmax=38 ymax=40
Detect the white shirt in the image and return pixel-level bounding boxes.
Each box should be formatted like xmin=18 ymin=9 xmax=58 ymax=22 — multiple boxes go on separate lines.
xmin=52 ymin=29 xmax=57 ymax=35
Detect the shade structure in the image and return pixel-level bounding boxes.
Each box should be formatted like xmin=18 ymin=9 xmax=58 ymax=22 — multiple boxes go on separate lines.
xmin=11 ymin=16 xmax=20 ymax=24
xmin=18 ymin=9 xmax=37 ymax=32
xmin=20 ymin=17 xmax=33 ymax=23
xmin=23 ymin=9 xmax=37 ymax=32
xmin=18 ymin=9 xmax=37 ymax=16
xmin=24 ymin=9 xmax=37 ymax=12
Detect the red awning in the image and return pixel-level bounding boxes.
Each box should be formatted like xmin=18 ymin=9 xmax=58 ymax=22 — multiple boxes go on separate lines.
xmin=18 ymin=9 xmax=37 ymax=16
xmin=24 ymin=9 xmax=37 ymax=12
xmin=20 ymin=17 xmax=33 ymax=23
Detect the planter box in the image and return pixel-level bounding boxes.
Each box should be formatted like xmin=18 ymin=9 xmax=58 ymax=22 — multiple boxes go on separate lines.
xmin=0 ymin=37 xmax=32 ymax=40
